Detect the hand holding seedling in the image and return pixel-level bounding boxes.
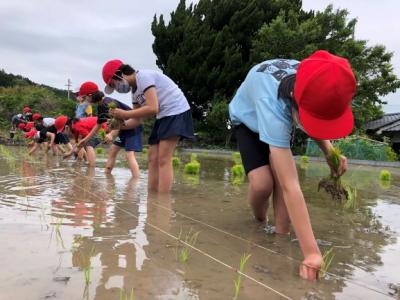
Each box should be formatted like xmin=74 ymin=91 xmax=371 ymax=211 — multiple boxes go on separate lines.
xmin=109 ymin=108 xmax=128 ymax=120
xmin=300 ymin=254 xmax=322 ymax=280
xmin=326 ymin=151 xmax=348 ymax=177
xmin=104 ymin=133 xmax=114 ymax=144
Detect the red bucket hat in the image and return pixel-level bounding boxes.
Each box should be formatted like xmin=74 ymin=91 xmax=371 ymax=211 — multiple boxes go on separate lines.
xmin=294 ymin=50 xmax=356 ymax=140
xmin=23 ymin=107 xmax=31 ymax=114
xmin=55 ymin=115 xmax=68 ymax=133
xmin=102 ymin=59 xmax=123 ymax=94
xmin=32 ymin=113 xmax=41 ymax=121
xmin=79 ymin=81 xmax=99 ymax=96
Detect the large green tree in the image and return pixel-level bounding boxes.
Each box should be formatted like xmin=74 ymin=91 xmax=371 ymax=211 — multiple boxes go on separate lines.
xmin=152 ymin=0 xmax=400 ymax=145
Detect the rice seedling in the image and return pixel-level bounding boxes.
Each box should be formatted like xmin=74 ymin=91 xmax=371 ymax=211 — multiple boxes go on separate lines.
xmin=172 ymin=156 xmax=181 ymax=168
xmin=178 ymin=228 xmax=200 ymax=264
xmin=82 ymin=245 xmax=96 ymax=299
xmin=98 ymin=128 xmax=106 ymax=141
xmin=184 ymin=154 xmax=200 ymax=175
xmin=232 ymin=152 xmax=242 ymax=165
xmin=300 ymin=155 xmax=310 ymax=163
xmin=119 ymin=288 xmax=135 ymax=300
xmin=319 ymin=247 xmax=335 ymax=279
xmin=343 ymin=186 xmax=358 ymax=210
xmin=107 ymin=101 xmax=125 ymax=130
xmin=71 ymin=235 xmax=84 ymax=253
xmin=231 ymin=164 xmax=245 ymax=185
xmin=233 ymin=253 xmax=251 ymax=300
xmin=380 ymin=170 xmax=392 ymax=181
xmin=318 ymin=147 xmax=348 ymax=201
xmin=95 ymin=147 xmax=105 ymax=155
xmin=50 ymin=217 xmax=65 ymax=249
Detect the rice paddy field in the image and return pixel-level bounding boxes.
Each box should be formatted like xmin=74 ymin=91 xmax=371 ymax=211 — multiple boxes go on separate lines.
xmin=0 ymin=145 xmax=400 ymax=300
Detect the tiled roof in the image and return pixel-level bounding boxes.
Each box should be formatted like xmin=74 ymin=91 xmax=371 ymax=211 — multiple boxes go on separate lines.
xmin=365 ymin=113 xmax=400 ymax=131
xmin=381 ymin=120 xmax=400 ymax=133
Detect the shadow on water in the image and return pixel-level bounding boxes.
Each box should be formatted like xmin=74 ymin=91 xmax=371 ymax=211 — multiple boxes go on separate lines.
xmin=0 ymin=147 xmax=399 ymax=299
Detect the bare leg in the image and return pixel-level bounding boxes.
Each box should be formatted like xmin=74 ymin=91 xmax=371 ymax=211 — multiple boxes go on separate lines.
xmin=247 ymin=165 xmax=274 ymax=222
xmin=105 ymin=144 xmax=121 ymax=174
xmin=125 ymin=151 xmax=140 ymax=178
xmin=85 ymin=146 xmax=96 ymax=167
xmin=147 ymin=144 xmax=159 ymax=192
xmin=157 ymin=137 xmax=179 ymax=193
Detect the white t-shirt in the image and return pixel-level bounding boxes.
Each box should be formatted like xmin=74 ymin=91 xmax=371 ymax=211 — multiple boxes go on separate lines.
xmin=43 ymin=118 xmax=55 ymax=127
xmin=131 ymin=70 xmax=190 ymax=119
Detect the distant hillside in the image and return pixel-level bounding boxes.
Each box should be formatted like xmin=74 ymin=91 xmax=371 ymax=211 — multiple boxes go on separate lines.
xmin=0 ymin=69 xmax=68 ymax=98
xmin=0 ymin=69 xmax=75 ymax=130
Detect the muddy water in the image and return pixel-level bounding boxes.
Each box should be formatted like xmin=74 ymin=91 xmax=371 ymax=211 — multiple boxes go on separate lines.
xmin=0 ymin=147 xmax=400 ymax=300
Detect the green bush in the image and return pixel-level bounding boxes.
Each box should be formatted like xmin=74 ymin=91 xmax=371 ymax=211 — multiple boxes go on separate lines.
xmin=306 ymin=137 xmax=398 ymax=161
xmin=380 ymin=170 xmax=392 ymax=181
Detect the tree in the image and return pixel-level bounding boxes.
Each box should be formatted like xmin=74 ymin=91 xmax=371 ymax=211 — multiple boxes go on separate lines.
xmin=152 ymin=1 xmax=400 ymax=146
xmin=152 ymin=0 xmax=302 ymax=119
xmin=251 ymin=6 xmax=400 ymax=129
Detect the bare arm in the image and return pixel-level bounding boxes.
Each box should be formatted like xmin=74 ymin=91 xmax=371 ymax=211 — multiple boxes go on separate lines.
xmin=314 ymin=139 xmax=347 ymax=176
xmin=269 ymin=146 xmax=321 ymax=279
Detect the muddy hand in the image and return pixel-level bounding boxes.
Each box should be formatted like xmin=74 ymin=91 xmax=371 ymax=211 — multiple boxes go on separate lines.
xmin=300 ymin=254 xmax=322 ymax=281
xmin=104 ymin=133 xmax=114 ymax=144
xmin=329 ymin=155 xmax=347 ymax=177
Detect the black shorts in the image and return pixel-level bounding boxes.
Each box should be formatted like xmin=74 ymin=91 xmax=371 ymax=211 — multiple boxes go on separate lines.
xmin=148 ymin=109 xmax=194 ymax=145
xmin=54 ymin=133 xmax=70 ymax=145
xmin=235 ymin=124 xmax=270 ymax=175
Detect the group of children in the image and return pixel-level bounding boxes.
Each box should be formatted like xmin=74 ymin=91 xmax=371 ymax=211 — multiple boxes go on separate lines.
xmin=12 ymin=51 xmax=357 ymax=280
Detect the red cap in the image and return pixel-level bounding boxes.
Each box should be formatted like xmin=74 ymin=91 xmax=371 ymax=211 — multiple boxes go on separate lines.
xmin=23 ymin=107 xmax=31 ymax=114
xmin=79 ymin=81 xmax=99 ymax=96
xmin=25 ymin=129 xmax=37 ymax=139
xmin=102 ymin=59 xmax=123 ymax=84
xmin=18 ymin=123 xmax=26 ymax=130
xmin=294 ymin=50 xmax=356 ymax=140
xmin=32 ymin=113 xmax=41 ymax=121
xmin=25 ymin=122 xmax=34 ymax=131
xmin=55 ymin=115 xmax=68 ymax=133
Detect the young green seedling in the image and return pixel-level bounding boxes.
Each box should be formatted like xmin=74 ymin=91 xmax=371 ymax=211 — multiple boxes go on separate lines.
xmin=233 ymin=253 xmax=251 ymax=300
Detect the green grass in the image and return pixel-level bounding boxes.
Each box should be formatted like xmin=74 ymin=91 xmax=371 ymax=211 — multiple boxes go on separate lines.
xmin=380 ymin=170 xmax=392 ymax=181
xmin=71 ymin=235 xmax=84 ymax=253
xmin=300 ymin=155 xmax=310 ymax=163
xmin=119 ymin=288 xmax=135 ymax=300
xmin=233 ymin=253 xmax=251 ymax=300
xmin=328 ymin=147 xmax=341 ymax=175
xmin=319 ymin=247 xmax=335 ymax=279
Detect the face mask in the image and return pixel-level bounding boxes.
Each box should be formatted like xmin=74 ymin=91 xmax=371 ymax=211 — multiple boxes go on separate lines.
xmin=115 ymin=79 xmax=131 ymax=93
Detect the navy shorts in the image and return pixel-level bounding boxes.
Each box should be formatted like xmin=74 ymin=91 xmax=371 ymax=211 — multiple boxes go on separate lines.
xmin=235 ymin=124 xmax=270 ymax=175
xmin=55 ymin=133 xmax=70 ymax=145
xmin=148 ymin=109 xmax=194 ymax=145
xmin=113 ymin=125 xmax=143 ymax=152
xmin=86 ymin=136 xmax=100 ymax=148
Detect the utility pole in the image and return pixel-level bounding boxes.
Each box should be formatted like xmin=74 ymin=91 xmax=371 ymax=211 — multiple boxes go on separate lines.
xmin=65 ymin=78 xmax=72 ymax=100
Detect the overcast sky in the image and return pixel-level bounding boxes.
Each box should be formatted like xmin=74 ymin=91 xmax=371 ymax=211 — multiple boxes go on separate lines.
xmin=0 ymin=0 xmax=398 ymax=112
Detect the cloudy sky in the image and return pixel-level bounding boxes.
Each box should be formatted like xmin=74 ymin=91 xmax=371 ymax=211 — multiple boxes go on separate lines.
xmin=0 ymin=0 xmax=398 ymax=111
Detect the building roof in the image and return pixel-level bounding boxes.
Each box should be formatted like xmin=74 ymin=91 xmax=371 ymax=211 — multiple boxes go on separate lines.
xmin=381 ymin=120 xmax=400 ymax=133
xmin=365 ymin=113 xmax=400 ymax=131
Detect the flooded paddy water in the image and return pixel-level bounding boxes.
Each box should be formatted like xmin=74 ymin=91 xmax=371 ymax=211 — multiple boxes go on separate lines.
xmin=0 ymin=146 xmax=400 ymax=300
